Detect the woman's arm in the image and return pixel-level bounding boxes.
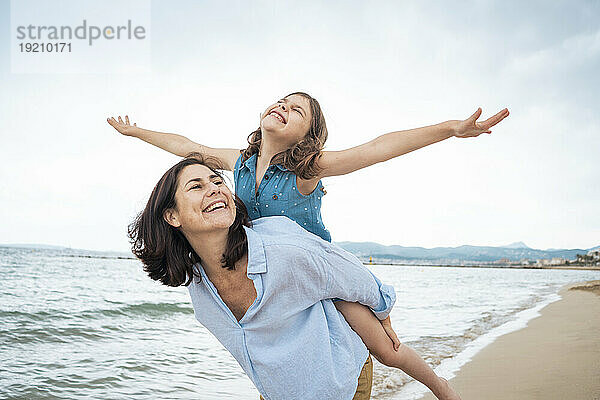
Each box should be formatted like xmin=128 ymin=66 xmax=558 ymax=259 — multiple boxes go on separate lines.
xmin=107 ymin=115 xmax=241 ymax=171
xmin=316 ymin=107 xmax=509 ymax=178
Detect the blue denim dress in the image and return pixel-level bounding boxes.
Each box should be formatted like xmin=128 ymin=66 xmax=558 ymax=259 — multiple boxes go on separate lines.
xmin=233 ymin=153 xmax=332 ymax=242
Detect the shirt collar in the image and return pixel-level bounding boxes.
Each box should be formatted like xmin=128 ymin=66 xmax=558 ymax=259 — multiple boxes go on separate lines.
xmin=240 ymin=153 xmax=257 ymax=173
xmin=273 ymin=163 xmax=289 ymax=172
xmin=244 ymin=224 xmax=267 ymax=274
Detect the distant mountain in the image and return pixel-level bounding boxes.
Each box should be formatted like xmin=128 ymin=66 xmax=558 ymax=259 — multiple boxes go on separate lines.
xmin=335 ymin=241 xmax=597 ymax=265
xmin=3 ymin=242 xmax=597 ymax=265
xmin=501 ymin=241 xmax=530 ymax=249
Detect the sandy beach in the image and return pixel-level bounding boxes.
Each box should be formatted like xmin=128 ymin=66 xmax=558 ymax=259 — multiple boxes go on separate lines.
xmin=418 ymin=280 xmax=600 ymax=400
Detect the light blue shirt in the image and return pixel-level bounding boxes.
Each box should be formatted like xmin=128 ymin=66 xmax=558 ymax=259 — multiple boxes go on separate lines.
xmin=187 ymin=216 xmax=396 ymax=400
xmin=233 ymin=153 xmax=332 ymax=242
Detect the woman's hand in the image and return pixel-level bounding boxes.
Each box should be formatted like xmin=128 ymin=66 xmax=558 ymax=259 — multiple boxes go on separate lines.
xmin=380 ymin=316 xmax=401 ymax=351
xmin=451 ymin=107 xmax=509 ymax=138
xmin=107 ymin=115 xmax=140 ymax=137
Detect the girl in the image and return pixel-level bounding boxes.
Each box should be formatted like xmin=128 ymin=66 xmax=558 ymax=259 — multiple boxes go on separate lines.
xmin=108 ymin=92 xmax=508 ymax=400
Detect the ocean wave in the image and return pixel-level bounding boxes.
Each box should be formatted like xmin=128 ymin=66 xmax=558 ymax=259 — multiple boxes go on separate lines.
xmin=1 ymin=325 xmax=107 ymax=344
xmin=94 ymin=302 xmax=193 ymax=318
xmin=0 ymin=302 xmax=194 ymax=324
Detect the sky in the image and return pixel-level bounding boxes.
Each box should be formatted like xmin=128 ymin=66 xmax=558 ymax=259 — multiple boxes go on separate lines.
xmin=0 ymin=0 xmax=598 ymax=252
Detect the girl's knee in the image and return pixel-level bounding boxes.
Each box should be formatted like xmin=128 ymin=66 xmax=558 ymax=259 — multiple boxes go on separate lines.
xmin=370 ymin=343 xmax=404 ymax=367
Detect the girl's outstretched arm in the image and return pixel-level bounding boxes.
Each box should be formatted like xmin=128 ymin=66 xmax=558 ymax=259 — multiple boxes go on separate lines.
xmin=316 ymin=107 xmax=509 ymax=178
xmin=107 ymin=115 xmax=241 ymax=171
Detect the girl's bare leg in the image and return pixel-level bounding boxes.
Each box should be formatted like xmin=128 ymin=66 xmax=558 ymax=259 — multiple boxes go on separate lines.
xmin=334 ymin=301 xmax=461 ymax=400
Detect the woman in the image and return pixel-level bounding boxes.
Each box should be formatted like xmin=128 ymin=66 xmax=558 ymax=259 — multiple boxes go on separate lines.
xmin=128 ymin=154 xmax=397 ymax=400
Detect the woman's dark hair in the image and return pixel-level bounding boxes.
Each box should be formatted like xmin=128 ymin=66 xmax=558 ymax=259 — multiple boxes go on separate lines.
xmin=127 ymin=152 xmax=251 ymax=287
xmin=241 ymin=91 xmax=328 ymax=179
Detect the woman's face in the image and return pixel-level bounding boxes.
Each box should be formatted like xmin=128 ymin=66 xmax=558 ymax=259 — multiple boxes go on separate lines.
xmin=164 ymin=164 xmax=236 ymax=234
xmin=260 ymin=94 xmax=312 ymax=148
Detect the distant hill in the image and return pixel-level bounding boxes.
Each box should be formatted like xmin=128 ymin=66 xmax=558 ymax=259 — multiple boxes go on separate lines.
xmin=2 ymin=241 xmax=597 ymax=266
xmin=501 ymin=241 xmax=530 ymax=249
xmin=335 ymin=241 xmax=599 ymax=265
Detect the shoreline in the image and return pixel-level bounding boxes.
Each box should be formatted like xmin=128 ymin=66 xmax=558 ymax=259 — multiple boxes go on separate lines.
xmin=412 ymin=280 xmax=600 ymax=400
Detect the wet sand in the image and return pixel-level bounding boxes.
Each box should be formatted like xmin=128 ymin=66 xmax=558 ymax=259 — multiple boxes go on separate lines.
xmin=418 ymin=280 xmax=600 ymax=400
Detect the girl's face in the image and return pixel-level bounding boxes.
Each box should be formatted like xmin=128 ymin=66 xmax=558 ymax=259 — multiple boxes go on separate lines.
xmin=260 ymin=94 xmax=312 ymax=148
xmin=164 ymin=164 xmax=236 ymax=235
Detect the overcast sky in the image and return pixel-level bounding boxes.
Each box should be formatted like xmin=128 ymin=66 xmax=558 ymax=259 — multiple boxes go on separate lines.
xmin=0 ymin=0 xmax=598 ymax=252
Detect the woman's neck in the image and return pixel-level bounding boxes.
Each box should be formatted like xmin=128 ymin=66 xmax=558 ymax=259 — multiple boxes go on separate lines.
xmin=185 ymin=229 xmax=249 ymax=282
xmin=186 ymin=229 xmax=229 ymax=276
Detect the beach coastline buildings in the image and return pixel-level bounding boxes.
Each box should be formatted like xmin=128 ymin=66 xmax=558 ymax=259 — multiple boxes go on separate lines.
xmin=357 ymin=249 xmax=600 ymax=268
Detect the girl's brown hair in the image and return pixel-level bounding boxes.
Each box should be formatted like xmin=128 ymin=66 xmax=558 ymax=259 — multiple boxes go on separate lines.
xmin=127 ymin=153 xmax=251 ymax=287
xmin=241 ymin=92 xmax=328 ymax=179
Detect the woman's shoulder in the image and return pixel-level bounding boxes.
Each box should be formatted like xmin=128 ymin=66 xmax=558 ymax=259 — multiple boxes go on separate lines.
xmin=251 ymin=217 xmax=328 ymax=249
xmin=252 ymin=216 xmax=355 ymax=257
xmin=251 ymin=216 xmax=305 ymax=236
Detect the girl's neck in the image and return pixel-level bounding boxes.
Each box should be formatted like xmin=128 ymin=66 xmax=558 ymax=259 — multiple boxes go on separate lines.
xmin=258 ymin=137 xmax=289 ymax=165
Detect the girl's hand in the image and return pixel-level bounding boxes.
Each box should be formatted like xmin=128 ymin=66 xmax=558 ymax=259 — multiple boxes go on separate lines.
xmin=380 ymin=316 xmax=401 ymax=351
xmin=107 ymin=115 xmax=139 ymax=136
xmin=451 ymin=107 xmax=509 ymax=138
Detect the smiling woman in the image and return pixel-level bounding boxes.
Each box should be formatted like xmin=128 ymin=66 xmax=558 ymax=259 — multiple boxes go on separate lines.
xmin=127 ymin=153 xmax=397 ymax=399
xmin=127 ymin=154 xmax=250 ymax=287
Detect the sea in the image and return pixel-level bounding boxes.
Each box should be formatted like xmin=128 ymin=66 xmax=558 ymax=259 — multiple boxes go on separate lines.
xmin=1 ymin=245 xmax=599 ymax=400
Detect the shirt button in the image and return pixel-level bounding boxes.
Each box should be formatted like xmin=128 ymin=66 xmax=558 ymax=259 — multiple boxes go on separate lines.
xmin=253 ymin=207 xmax=258 ymax=212
xmin=272 ymin=194 xmax=278 ymax=200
